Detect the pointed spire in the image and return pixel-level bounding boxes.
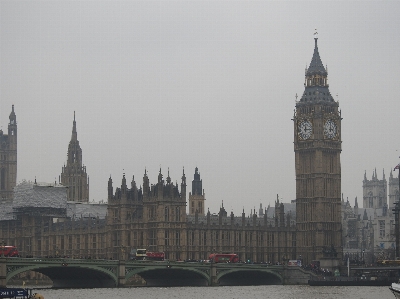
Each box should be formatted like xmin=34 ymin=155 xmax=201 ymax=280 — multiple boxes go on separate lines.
xmin=158 ymin=167 xmax=163 ymax=183
xmin=181 ymin=167 xmax=186 ymax=184
xmin=9 ymin=105 xmax=16 ymax=122
xmin=166 ymin=167 xmax=171 ymax=184
xmin=299 ymin=37 xmax=335 ymax=104
xmin=71 ymin=111 xmax=77 ymax=141
xmin=306 ymin=38 xmax=327 ymax=76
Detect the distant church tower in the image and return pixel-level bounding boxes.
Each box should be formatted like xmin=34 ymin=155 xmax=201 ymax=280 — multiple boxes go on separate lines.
xmin=60 ymin=112 xmax=89 ymax=202
xmin=293 ymin=38 xmax=342 ymax=264
xmin=0 ymin=105 xmax=17 ymax=202
xmin=188 ymin=167 xmax=205 ymax=216
xmin=363 ymin=169 xmax=387 ymax=209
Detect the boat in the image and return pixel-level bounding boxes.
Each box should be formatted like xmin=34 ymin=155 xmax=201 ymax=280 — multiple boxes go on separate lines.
xmin=0 ymin=288 xmax=33 ymax=299
xmin=390 ymin=282 xmax=400 ymax=298
xmin=308 ymin=276 xmax=397 ymax=286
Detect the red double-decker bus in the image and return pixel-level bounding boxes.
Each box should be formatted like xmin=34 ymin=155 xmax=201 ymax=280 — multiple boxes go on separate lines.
xmin=130 ymin=248 xmax=165 ymax=261
xmin=209 ymin=253 xmax=239 ymax=263
xmin=145 ymin=251 xmax=165 ymax=261
xmin=0 ymin=246 xmax=19 ymax=257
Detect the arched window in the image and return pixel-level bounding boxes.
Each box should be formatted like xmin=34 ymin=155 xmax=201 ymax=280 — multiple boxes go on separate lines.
xmin=164 ymin=207 xmax=169 ymax=222
xmin=0 ymin=168 xmax=4 ymax=190
xmin=368 ymin=192 xmax=373 ymax=208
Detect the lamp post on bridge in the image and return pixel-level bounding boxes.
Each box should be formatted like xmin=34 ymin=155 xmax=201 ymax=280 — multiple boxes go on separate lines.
xmin=120 ymin=244 xmax=126 ymax=261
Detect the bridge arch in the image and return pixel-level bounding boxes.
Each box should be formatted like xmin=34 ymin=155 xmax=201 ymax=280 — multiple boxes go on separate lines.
xmin=217 ymin=268 xmax=283 ymax=286
xmin=6 ymin=261 xmax=118 ymax=288
xmin=126 ymin=263 xmax=211 ymax=286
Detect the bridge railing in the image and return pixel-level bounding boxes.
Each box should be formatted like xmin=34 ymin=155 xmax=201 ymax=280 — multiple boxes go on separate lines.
xmin=5 ymin=257 xmax=119 ymax=264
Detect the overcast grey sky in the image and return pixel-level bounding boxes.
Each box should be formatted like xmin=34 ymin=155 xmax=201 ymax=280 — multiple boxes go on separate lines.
xmin=1 ymin=1 xmax=400 ymax=215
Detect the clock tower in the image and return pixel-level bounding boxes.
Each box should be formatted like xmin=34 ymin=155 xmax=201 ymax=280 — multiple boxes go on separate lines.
xmin=294 ymin=38 xmax=342 ymax=265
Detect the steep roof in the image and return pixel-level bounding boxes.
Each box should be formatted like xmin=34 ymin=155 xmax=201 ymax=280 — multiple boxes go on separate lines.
xmin=13 ymin=181 xmax=67 ymax=215
xmin=306 ymin=38 xmax=327 ymax=76
xmin=297 ymin=38 xmax=335 ymax=105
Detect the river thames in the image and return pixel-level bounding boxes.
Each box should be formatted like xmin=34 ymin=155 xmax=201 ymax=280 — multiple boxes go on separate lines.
xmin=32 ymin=285 xmax=395 ymax=299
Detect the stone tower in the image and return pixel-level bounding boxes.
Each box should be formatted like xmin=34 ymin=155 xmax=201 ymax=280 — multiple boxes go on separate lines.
xmin=188 ymin=167 xmax=206 ymax=216
xmin=141 ymin=168 xmax=187 ymax=260
xmin=60 ymin=112 xmax=89 ymax=202
xmin=107 ymin=173 xmax=144 ymax=259
xmin=388 ymin=169 xmax=399 ymax=209
xmin=293 ymin=38 xmax=342 ymax=265
xmin=0 ymin=105 xmax=17 ymax=202
xmin=363 ymin=169 xmax=387 ymax=209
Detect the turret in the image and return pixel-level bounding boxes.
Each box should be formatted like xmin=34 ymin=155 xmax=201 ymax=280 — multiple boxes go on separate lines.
xmin=181 ymin=167 xmax=186 ymax=203
xmin=0 ymin=105 xmax=17 ymax=201
xmin=108 ymin=176 xmax=113 ymax=200
xmin=8 ymin=105 xmax=17 ymax=140
xmin=121 ymin=174 xmax=127 ymax=195
xmin=143 ymin=168 xmax=149 ymax=195
xmin=188 ymin=167 xmax=205 ymax=215
xmin=60 ymin=112 xmax=89 ymax=202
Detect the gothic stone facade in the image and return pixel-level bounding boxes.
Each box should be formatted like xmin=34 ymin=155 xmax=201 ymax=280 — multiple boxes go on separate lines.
xmin=293 ymin=38 xmax=343 ymax=264
xmin=0 ymin=168 xmax=296 ymax=264
xmin=342 ymin=169 xmax=400 ymax=264
xmin=60 ymin=113 xmax=89 ymax=202
xmin=0 ymin=106 xmax=17 ymax=202
xmin=0 ymin=39 xmax=345 ymax=265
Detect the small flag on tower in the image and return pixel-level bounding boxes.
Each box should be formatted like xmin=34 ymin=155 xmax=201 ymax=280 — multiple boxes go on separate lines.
xmin=394 ymin=163 xmax=400 ymax=170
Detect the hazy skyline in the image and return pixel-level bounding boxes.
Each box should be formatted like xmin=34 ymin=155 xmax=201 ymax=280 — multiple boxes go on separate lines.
xmin=1 ymin=1 xmax=400 ymax=215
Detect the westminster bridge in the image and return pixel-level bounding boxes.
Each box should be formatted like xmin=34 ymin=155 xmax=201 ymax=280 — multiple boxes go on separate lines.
xmin=0 ymin=257 xmax=310 ymax=288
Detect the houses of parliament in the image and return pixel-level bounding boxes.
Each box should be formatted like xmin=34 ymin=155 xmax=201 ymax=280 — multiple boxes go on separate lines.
xmin=0 ymin=39 xmax=397 ymax=267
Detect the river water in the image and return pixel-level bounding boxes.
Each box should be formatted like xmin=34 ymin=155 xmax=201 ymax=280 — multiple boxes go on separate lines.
xmin=31 ymin=285 xmax=395 ymax=299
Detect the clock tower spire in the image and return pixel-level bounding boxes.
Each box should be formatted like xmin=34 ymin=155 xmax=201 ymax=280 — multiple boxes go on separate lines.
xmin=294 ymin=37 xmax=342 ymax=266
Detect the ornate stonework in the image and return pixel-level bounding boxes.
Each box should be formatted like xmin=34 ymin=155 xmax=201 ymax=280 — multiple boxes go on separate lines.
xmin=0 ymin=105 xmax=17 ymax=202
xmin=294 ymin=38 xmax=343 ymax=264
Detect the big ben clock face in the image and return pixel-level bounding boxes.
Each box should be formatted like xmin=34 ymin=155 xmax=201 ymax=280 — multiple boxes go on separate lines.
xmin=298 ymin=120 xmax=312 ymax=140
xmin=324 ymin=119 xmax=337 ymax=139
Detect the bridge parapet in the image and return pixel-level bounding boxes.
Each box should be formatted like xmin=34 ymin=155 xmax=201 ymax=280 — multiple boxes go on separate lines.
xmin=1 ymin=258 xmax=311 ymax=287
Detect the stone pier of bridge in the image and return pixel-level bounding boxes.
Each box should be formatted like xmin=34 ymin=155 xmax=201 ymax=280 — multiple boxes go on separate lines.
xmin=0 ymin=257 xmax=6 ymax=288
